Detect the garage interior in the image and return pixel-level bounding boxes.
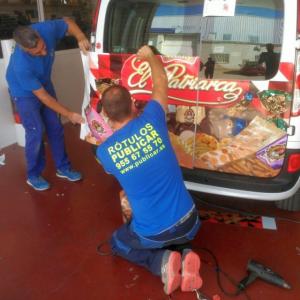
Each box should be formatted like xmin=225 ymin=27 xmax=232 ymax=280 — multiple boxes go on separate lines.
xmin=1 ymin=1 xmax=299 ymax=299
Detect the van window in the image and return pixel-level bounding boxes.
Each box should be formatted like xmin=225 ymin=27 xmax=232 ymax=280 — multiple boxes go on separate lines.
xmin=104 ymin=0 xmax=284 ymax=80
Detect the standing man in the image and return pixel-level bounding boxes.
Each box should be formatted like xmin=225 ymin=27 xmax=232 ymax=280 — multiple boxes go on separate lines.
xmin=204 ymin=57 xmax=215 ymax=79
xmin=258 ymin=43 xmax=280 ymax=79
xmin=96 ymin=46 xmax=202 ymax=295
xmin=6 ymin=18 xmax=90 ymax=191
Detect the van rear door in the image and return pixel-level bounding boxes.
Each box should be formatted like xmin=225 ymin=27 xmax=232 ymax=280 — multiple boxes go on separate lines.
xmin=84 ymin=0 xmax=296 ymax=183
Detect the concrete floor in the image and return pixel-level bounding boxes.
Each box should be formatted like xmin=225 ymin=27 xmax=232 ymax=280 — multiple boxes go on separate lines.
xmin=0 ymin=124 xmax=299 ymax=300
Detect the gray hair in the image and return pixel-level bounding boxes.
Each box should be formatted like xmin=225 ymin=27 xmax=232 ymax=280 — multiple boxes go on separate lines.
xmin=13 ymin=26 xmax=39 ymax=49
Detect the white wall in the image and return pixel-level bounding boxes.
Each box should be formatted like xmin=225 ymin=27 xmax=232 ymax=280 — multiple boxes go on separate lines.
xmin=0 ymin=59 xmax=17 ymax=149
xmin=0 ymin=48 xmax=85 ymax=148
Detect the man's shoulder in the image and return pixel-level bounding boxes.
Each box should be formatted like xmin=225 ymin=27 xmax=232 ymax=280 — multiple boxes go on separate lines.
xmin=140 ymin=100 xmax=166 ymax=125
xmin=31 ymin=19 xmax=66 ymax=34
xmin=28 ymin=24 xmax=48 ymax=42
xmin=10 ymin=47 xmax=29 ymax=68
xmin=144 ymin=99 xmax=163 ymax=111
xmin=31 ymin=21 xmax=49 ymax=31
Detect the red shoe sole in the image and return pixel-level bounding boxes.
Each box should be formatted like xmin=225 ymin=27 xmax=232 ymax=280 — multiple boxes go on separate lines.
xmin=162 ymin=251 xmax=182 ymax=295
xmin=181 ymin=251 xmax=203 ymax=292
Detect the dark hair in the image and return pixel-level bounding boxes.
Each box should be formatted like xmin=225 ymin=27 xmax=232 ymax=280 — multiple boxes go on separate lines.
xmin=13 ymin=26 xmax=39 ymax=49
xmin=101 ymin=85 xmax=132 ymax=122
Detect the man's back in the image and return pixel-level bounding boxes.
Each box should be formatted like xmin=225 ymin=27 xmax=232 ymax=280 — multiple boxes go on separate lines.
xmin=97 ymin=100 xmax=194 ymax=236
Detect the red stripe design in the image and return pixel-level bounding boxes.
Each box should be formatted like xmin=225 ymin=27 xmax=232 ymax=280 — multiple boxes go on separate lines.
xmin=279 ymin=62 xmax=294 ymax=81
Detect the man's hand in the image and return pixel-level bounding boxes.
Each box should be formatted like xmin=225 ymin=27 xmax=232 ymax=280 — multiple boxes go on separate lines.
xmin=85 ymin=133 xmax=101 ymax=145
xmin=137 ymin=45 xmax=154 ymax=61
xmin=68 ymin=112 xmax=85 ymax=125
xmin=33 ymin=87 xmax=85 ymax=123
xmin=63 ymin=17 xmax=91 ymax=55
xmin=136 ymin=45 xmax=168 ymax=111
xmin=78 ymin=35 xmax=90 ymax=55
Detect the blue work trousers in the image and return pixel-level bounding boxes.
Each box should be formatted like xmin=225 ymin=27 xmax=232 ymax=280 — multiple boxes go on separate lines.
xmin=13 ymin=94 xmax=70 ymax=178
xmin=110 ymin=208 xmax=200 ymax=276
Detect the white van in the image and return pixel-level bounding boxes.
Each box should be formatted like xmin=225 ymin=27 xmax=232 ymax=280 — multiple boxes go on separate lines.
xmin=81 ymin=0 xmax=300 ymax=210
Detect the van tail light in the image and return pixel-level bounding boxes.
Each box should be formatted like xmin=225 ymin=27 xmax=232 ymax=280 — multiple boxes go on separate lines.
xmin=287 ymin=153 xmax=300 ymax=173
xmin=291 ymin=50 xmax=300 ymax=116
xmin=90 ymin=0 xmax=102 ymax=49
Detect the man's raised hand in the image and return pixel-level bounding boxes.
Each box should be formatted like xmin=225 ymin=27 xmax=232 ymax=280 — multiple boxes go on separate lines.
xmin=136 ymin=45 xmax=155 ymax=61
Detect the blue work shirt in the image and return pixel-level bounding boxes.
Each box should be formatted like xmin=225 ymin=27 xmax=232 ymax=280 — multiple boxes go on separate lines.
xmin=6 ymin=19 xmax=68 ymax=97
xmin=96 ymin=100 xmax=194 ymax=236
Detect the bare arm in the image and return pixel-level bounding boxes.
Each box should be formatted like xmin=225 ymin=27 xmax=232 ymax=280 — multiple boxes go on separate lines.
xmin=136 ymin=46 xmax=168 ymax=111
xmin=63 ymin=17 xmax=90 ymax=54
xmin=33 ymin=87 xmax=84 ymax=124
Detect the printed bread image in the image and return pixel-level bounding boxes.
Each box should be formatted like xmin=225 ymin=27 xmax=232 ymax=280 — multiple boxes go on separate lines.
xmin=218 ymin=155 xmax=280 ymax=177
xmin=169 ymin=132 xmax=194 ymax=168
xmin=195 ymin=116 xmax=287 ymax=173
xmin=182 ymin=132 xmax=219 ymax=158
xmin=169 ymin=131 xmax=219 ymax=168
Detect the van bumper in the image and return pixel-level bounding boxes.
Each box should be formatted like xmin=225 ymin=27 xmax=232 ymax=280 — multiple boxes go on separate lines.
xmin=184 ymin=178 xmax=300 ymax=201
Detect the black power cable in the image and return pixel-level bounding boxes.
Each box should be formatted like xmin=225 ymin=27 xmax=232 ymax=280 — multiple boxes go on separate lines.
xmin=96 ymin=191 xmax=260 ymax=299
xmin=193 ymin=247 xmax=251 ymax=300
xmin=96 ymin=239 xmax=250 ymax=299
xmin=189 ymin=192 xmax=255 ymax=299
xmin=189 ymin=191 xmax=299 ymax=299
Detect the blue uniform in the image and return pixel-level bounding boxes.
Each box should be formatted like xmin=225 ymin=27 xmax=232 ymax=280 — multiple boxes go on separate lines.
xmin=96 ymin=100 xmax=200 ymax=275
xmin=6 ymin=20 xmax=70 ymax=178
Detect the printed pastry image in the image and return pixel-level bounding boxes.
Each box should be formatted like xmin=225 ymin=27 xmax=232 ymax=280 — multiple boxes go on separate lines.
xmin=258 ymin=90 xmax=291 ymax=116
xmin=199 ymin=107 xmax=261 ymax=141
xmin=181 ymin=132 xmax=219 ymax=159
xmin=195 ymin=116 xmax=287 ymax=174
xmin=218 ymin=155 xmax=280 ymax=177
xmin=169 ymin=132 xmax=193 ymax=168
xmin=168 ymin=105 xmax=220 ymax=168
